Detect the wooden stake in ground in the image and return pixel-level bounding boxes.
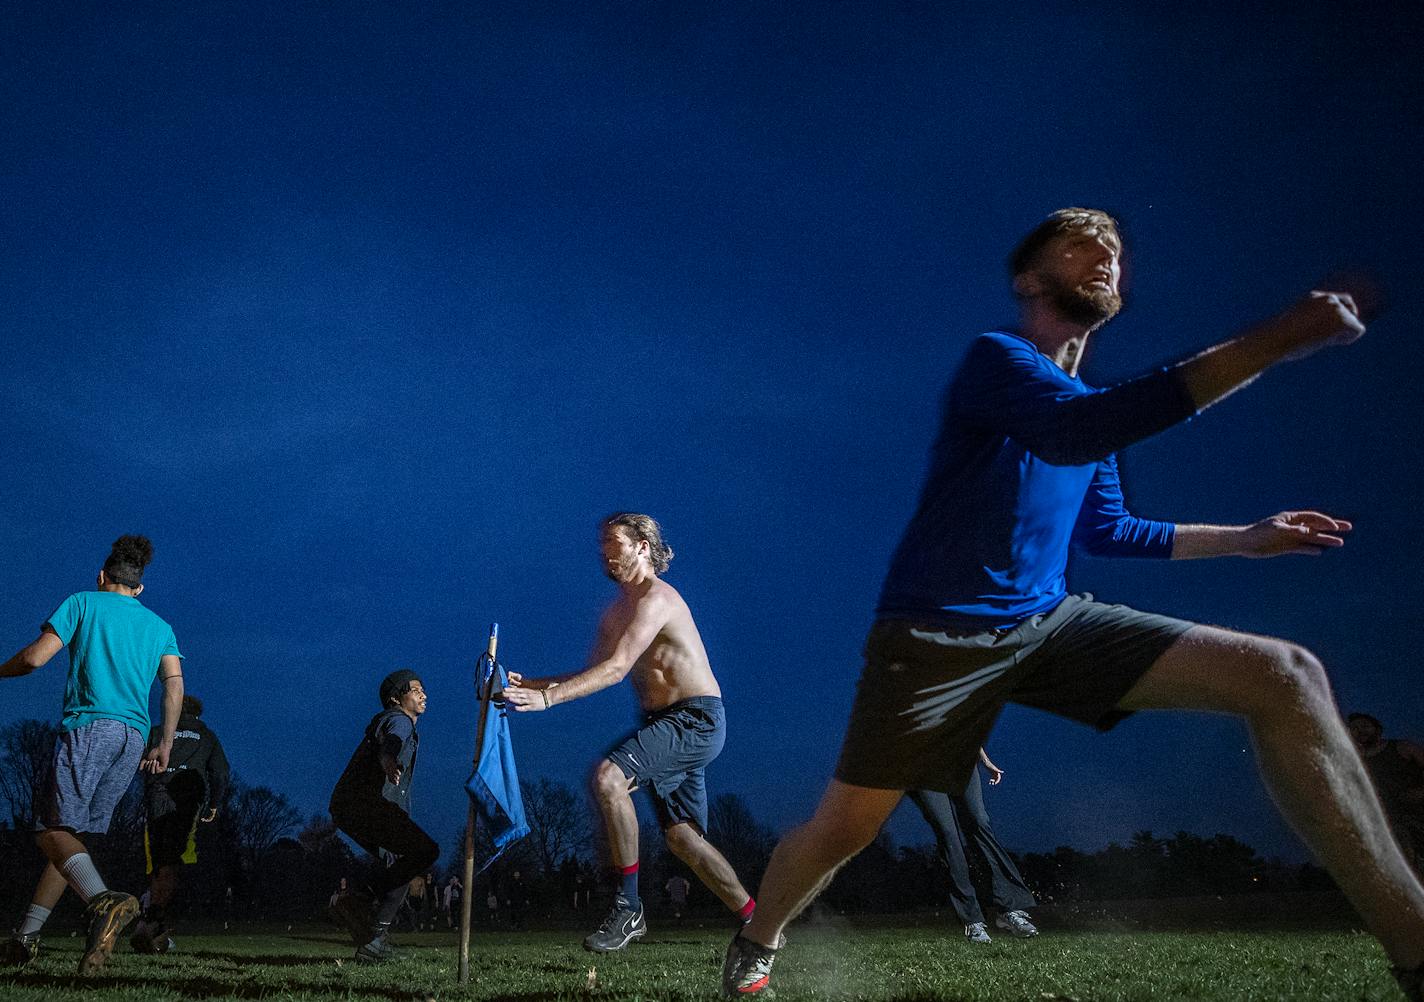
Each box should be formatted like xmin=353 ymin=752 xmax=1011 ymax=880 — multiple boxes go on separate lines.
xmin=458 ymin=623 xmax=499 ymax=987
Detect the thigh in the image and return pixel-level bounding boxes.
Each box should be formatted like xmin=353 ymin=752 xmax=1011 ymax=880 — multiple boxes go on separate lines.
xmin=1116 ymin=623 xmax=1309 ymax=715
xmin=654 ymin=768 xmax=709 ymax=833
xmin=1011 ymin=596 xmax=1197 ymax=730
xmin=835 ymin=620 xmax=1021 ymax=795
xmin=609 ymin=701 xmax=724 ymax=800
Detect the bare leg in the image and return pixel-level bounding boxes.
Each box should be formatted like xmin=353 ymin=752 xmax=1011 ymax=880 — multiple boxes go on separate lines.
xmin=742 ymin=780 xmax=902 ymax=949
xmin=1121 ymin=625 xmax=1424 ymax=968
xmin=592 ymin=760 xmax=640 ymax=867
xmin=664 ymin=822 xmax=750 ymax=911
xmin=30 ymin=864 xmax=68 ymax=912
xmin=36 ymin=829 xmax=87 ymax=870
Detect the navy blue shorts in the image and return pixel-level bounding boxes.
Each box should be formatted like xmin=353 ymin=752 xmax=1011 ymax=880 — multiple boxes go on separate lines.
xmin=836 ymin=594 xmax=1196 ymax=796
xmin=607 ymin=696 xmax=725 ymax=833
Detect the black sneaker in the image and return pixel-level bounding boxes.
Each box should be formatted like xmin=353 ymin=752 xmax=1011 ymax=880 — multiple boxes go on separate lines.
xmin=1 ymin=931 xmax=40 ymax=967
xmin=327 ymin=892 xmax=375 ymax=947
xmin=354 ymin=929 xmax=397 ymax=965
xmin=1394 ymin=964 xmax=1423 ymax=1002
xmin=583 ymin=895 xmax=646 ymax=952
xmin=79 ymin=891 xmax=140 ymax=974
xmin=722 ymin=932 xmax=777 ymax=997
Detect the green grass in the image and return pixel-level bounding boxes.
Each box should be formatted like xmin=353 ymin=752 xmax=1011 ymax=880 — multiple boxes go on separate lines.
xmin=0 ymin=923 xmax=1405 ymax=1001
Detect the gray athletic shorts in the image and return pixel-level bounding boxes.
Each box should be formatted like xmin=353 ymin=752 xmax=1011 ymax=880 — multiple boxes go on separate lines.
xmin=607 ymin=696 xmax=725 ymax=834
xmin=35 ymin=719 xmax=146 ymax=834
xmin=835 ymin=594 xmax=1196 ymax=796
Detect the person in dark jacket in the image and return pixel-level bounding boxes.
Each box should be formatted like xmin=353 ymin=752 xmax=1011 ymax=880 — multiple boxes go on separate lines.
xmin=130 ymin=694 xmax=229 ymax=953
xmin=326 ymin=669 xmax=438 ymax=963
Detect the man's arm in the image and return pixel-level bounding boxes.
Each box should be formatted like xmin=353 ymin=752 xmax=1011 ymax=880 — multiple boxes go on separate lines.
xmin=958 ymin=292 xmax=1364 ymax=467
xmin=504 ymin=594 xmax=670 ymax=712
xmin=0 ymin=628 xmax=64 ymax=678
xmin=1171 ymin=512 xmax=1352 ymax=559
xmin=979 ymin=747 xmax=1004 ymax=786
xmin=1072 ymin=456 xmax=1176 ymax=558
xmin=204 ymin=732 xmax=231 ymax=821
xmin=1176 ymin=291 xmax=1365 ymax=411
xmin=140 ymin=655 xmax=184 ymax=774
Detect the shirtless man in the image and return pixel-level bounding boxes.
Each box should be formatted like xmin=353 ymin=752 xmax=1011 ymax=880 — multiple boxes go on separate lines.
xmin=503 ymin=513 xmax=755 ymax=951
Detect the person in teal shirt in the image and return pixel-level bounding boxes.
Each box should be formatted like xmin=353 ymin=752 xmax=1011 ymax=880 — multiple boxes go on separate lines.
xmin=0 ymin=535 xmax=184 ymax=975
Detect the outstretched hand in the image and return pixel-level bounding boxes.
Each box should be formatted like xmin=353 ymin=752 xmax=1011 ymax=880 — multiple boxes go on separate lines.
xmin=1239 ymin=511 xmax=1352 ymax=557
xmin=502 ymin=683 xmax=550 ymax=712
xmin=1272 ymin=291 xmax=1366 ymax=362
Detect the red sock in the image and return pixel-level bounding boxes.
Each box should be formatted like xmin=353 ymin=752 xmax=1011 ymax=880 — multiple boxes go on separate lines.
xmin=619 ymin=862 xmax=639 ymax=899
xmin=737 ymin=897 xmax=755 ymax=920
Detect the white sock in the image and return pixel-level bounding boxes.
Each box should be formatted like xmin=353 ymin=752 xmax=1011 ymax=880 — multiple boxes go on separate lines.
xmin=16 ymin=904 xmax=51 ymax=937
xmin=58 ymin=853 xmax=106 ymax=902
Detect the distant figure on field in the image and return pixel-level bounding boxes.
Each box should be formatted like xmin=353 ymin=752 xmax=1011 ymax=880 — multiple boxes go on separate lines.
xmin=908 ymin=748 xmax=1036 ymax=943
xmin=327 ymin=669 xmax=439 ymax=964
xmin=130 ymin=694 xmax=229 ymax=954
xmin=1350 ymin=713 xmax=1424 ymax=871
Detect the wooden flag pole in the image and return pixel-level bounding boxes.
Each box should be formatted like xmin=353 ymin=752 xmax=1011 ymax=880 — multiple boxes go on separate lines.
xmin=458 ymin=623 xmax=499 ymax=988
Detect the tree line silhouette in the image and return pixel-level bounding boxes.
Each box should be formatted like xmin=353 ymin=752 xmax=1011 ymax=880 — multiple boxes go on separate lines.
xmin=0 ymin=718 xmax=1337 ymax=928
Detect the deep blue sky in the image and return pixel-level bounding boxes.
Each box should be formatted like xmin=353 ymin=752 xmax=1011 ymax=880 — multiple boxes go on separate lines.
xmin=3 ymin=4 xmax=1420 ymax=864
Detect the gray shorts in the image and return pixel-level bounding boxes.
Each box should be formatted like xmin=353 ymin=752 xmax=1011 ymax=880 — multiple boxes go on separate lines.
xmin=36 ymin=719 xmax=146 ymax=834
xmin=835 ymin=594 xmax=1196 ymax=796
xmin=607 ymin=696 xmax=725 ymax=834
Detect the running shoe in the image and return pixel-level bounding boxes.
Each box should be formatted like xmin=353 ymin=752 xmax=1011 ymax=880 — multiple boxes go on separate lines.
xmin=722 ymin=932 xmax=777 ymax=997
xmin=994 ymin=910 xmax=1038 ymax=938
xmin=964 ymin=921 xmax=993 ymax=944
xmin=79 ymin=891 xmax=140 ymax=974
xmin=583 ymin=895 xmax=646 ymax=952
xmin=354 ymin=928 xmax=397 ymax=964
xmin=1 ymin=931 xmax=39 ymax=967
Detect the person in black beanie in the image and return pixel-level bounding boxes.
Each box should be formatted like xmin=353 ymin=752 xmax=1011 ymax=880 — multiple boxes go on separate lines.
xmin=327 ymin=669 xmax=438 ymax=963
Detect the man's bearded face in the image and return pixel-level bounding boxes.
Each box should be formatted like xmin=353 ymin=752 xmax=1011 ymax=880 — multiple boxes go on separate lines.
xmin=1045 ymin=269 xmax=1123 ymax=327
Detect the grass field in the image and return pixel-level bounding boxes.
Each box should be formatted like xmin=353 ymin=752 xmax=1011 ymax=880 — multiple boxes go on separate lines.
xmin=0 ymin=922 xmax=1406 ymax=1001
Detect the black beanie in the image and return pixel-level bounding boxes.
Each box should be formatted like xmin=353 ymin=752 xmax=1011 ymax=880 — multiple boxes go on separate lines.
xmin=379 ymin=669 xmax=422 ymax=708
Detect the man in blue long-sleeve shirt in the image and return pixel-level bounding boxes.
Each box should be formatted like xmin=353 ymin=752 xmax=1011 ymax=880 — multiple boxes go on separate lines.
xmin=724 ymin=208 xmax=1424 ymax=999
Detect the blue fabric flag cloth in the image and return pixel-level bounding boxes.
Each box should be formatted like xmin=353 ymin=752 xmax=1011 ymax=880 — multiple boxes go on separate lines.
xmin=464 ymin=658 xmax=529 ymax=873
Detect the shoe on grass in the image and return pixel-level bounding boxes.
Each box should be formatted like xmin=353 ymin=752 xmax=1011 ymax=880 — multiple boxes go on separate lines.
xmin=354 ymin=929 xmax=396 ymax=964
xmin=1 ymin=931 xmax=40 ymax=967
xmin=964 ymin=921 xmax=993 ymax=943
xmin=994 ymin=910 xmax=1038 ymax=938
xmin=79 ymin=890 xmax=140 ymax=974
xmin=722 ymin=932 xmax=777 ymax=997
xmin=583 ymin=895 xmax=646 ymax=953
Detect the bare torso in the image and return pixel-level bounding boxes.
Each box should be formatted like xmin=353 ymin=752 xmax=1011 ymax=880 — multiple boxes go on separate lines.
xmin=592 ymin=577 xmax=720 ymax=711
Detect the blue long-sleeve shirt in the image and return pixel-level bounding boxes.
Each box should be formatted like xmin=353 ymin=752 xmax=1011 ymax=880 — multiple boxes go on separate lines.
xmin=877 ymin=331 xmax=1198 ymax=627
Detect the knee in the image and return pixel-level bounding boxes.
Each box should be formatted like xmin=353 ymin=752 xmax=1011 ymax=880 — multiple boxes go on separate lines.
xmin=591 ymin=760 xmax=631 ymax=803
xmin=664 ymin=823 xmax=701 ymax=860
xmin=1244 ymin=640 xmax=1331 ymax=717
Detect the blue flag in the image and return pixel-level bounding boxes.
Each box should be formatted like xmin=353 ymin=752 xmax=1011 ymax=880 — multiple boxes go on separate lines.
xmin=464 ymin=657 xmax=529 ymax=873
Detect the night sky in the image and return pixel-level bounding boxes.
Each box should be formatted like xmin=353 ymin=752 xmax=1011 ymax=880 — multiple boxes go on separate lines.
xmin=3 ymin=4 xmax=1421 ymax=865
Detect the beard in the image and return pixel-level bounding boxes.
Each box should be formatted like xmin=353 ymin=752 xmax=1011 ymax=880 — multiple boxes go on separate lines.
xmin=603 ymin=552 xmax=639 ymax=581
xmin=1046 ymin=275 xmax=1122 ymax=327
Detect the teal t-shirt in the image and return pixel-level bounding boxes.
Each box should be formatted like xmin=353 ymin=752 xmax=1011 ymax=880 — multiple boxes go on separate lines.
xmin=44 ymin=591 xmax=182 ymax=733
